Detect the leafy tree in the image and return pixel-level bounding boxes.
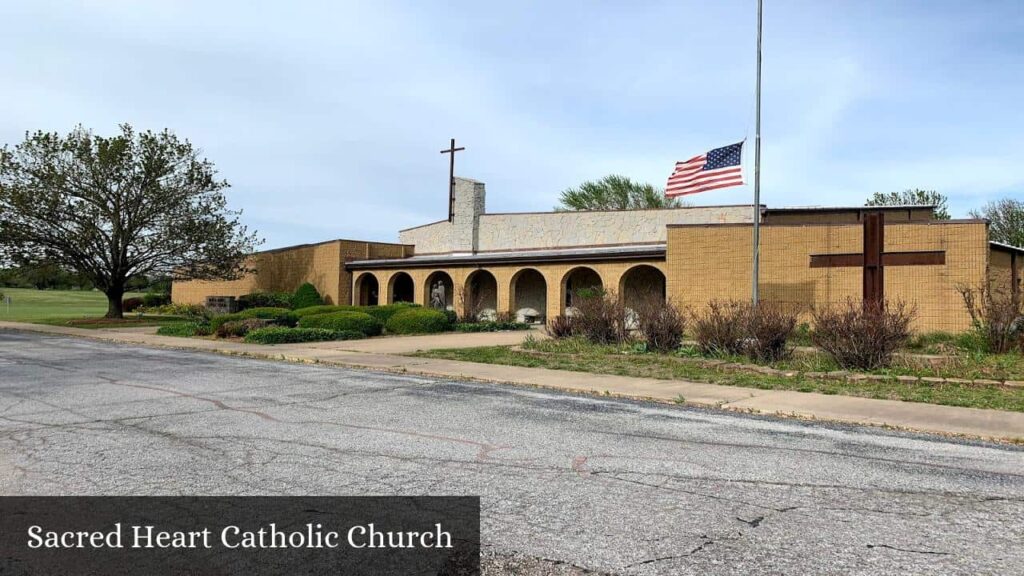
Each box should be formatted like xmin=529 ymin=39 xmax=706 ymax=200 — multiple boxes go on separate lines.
xmin=0 ymin=124 xmax=260 ymax=318
xmin=556 ymin=175 xmax=685 ymax=211
xmin=866 ymin=189 xmax=950 ymax=219
xmin=970 ymin=199 xmax=1024 ymax=248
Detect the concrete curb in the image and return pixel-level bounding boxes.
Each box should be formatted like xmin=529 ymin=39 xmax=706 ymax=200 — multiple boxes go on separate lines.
xmin=3 ymin=321 xmax=1023 ymax=443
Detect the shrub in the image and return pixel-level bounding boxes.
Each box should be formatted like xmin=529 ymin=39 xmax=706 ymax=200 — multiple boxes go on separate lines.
xmin=546 ymin=315 xmax=576 ymax=338
xmin=958 ymin=284 xmax=1023 ymax=353
xmin=142 ymin=292 xmax=171 ymax=307
xmin=291 ymin=282 xmax=324 ymax=310
xmin=209 ymin=307 xmax=297 ymax=331
xmin=214 ymin=317 xmax=269 ymax=338
xmin=156 ymin=322 xmax=211 ymax=337
xmin=139 ymin=302 xmax=211 ymax=321
xmin=692 ymin=300 xmax=748 ymax=356
xmin=363 ymin=303 xmax=419 ymax=323
xmin=811 ymin=300 xmax=915 ymax=370
xmin=744 ymin=303 xmax=798 ymax=362
xmin=238 ymin=291 xmax=293 ymax=310
xmin=633 ymin=296 xmax=685 ymax=353
xmin=298 ymin=311 xmax=382 ymax=336
xmin=333 ymin=330 xmax=367 ymax=341
xmin=294 ymin=305 xmax=357 ymax=318
xmin=385 ymin=308 xmax=452 ymax=334
xmin=571 ymin=288 xmax=629 ymax=345
xmin=243 ymin=327 xmax=338 ymax=344
xmin=454 ymin=321 xmax=531 ymax=332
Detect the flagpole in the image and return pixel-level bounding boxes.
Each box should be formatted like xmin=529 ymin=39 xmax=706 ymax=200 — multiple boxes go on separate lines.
xmin=752 ymin=0 xmax=763 ymax=305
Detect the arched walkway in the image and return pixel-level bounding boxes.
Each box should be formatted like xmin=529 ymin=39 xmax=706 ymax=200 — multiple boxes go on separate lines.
xmin=355 ymin=273 xmax=379 ymax=306
xmin=561 ymin=266 xmax=603 ymax=311
xmin=464 ymin=270 xmax=498 ymax=320
xmin=619 ymin=265 xmax=667 ymax=311
xmin=424 ymin=271 xmax=454 ymax=310
xmin=511 ymin=268 xmax=547 ymax=324
xmin=388 ymin=272 xmax=415 ymax=304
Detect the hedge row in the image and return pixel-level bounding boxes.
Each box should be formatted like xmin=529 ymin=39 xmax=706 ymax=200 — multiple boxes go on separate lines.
xmin=385 ymin=308 xmax=452 ymax=334
xmin=209 ymin=307 xmax=297 ymax=331
xmin=455 ymin=321 xmax=532 ymax=333
xmin=156 ymin=322 xmax=212 ymax=337
xmin=297 ymin=311 xmax=382 ymax=336
xmin=243 ymin=327 xmax=365 ymax=344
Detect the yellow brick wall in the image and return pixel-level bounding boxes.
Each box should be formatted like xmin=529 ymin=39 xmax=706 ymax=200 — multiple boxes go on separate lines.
xmin=172 ymin=240 xmax=410 ymax=306
xmin=988 ymin=249 xmax=1016 ymax=297
xmin=350 ymin=260 xmax=667 ymax=321
xmin=666 ymin=221 xmax=989 ymax=333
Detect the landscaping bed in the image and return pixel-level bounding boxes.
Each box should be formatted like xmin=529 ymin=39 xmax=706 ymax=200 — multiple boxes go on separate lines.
xmin=413 ymin=337 xmax=1024 ymax=412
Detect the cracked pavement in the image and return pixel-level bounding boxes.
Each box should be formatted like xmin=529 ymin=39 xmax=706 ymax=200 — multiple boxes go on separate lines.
xmin=1 ymin=331 xmax=1023 ymax=575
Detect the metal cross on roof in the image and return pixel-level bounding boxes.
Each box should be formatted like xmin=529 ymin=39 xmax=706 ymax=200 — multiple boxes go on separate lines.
xmin=440 ymin=138 xmax=465 ymax=222
xmin=809 ymin=212 xmax=946 ymax=305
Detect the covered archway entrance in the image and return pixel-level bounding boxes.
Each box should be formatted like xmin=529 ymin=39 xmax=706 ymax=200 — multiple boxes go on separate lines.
xmin=620 ymin=265 xmax=667 ymax=311
xmin=424 ymin=271 xmax=454 ymax=310
xmin=511 ymin=268 xmax=546 ymax=324
xmin=562 ymin=267 xmax=603 ymax=311
xmin=464 ymin=270 xmax=498 ymax=320
xmin=389 ymin=272 xmax=415 ymax=303
xmin=355 ymin=273 xmax=379 ymax=306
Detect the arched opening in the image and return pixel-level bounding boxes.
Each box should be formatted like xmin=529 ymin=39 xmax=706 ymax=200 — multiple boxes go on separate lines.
xmin=619 ymin=265 xmax=667 ymax=328
xmin=355 ymin=273 xmax=379 ymax=306
xmin=561 ymin=267 xmax=603 ymax=312
xmin=511 ymin=268 xmax=547 ymax=324
xmin=463 ymin=270 xmax=498 ymax=320
xmin=389 ymin=272 xmax=415 ymax=304
xmin=424 ymin=271 xmax=454 ymax=311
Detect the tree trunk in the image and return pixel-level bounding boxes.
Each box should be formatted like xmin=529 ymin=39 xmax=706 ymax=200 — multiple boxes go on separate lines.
xmin=105 ymin=286 xmax=125 ymax=319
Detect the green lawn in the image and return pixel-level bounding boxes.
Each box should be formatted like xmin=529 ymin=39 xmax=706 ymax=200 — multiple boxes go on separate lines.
xmin=411 ymin=338 xmax=1024 ymax=412
xmin=0 ymin=287 xmax=178 ymax=327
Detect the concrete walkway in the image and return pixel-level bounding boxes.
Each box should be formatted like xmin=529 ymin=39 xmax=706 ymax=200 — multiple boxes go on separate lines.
xmin=2 ymin=320 xmax=1022 ymax=442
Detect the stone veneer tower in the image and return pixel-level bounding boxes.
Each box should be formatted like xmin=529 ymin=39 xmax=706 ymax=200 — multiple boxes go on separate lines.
xmin=451 ymin=177 xmax=486 ymax=254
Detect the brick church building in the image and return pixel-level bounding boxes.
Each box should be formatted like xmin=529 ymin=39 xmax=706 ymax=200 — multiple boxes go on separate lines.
xmin=172 ymin=177 xmax=1021 ymax=333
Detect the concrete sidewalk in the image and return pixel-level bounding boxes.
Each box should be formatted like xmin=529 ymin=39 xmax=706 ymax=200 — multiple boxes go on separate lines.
xmin=3 ymin=320 xmax=1023 ymax=442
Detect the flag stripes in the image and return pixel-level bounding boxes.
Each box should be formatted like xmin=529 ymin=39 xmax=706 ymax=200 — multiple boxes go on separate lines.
xmin=665 ymin=142 xmax=745 ymax=197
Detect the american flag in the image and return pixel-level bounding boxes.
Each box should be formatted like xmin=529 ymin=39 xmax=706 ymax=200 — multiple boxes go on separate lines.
xmin=665 ymin=142 xmax=745 ymax=197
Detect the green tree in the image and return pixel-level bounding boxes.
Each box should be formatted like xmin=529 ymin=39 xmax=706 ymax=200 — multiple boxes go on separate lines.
xmin=970 ymin=198 xmax=1024 ymax=248
xmin=556 ymin=175 xmax=685 ymax=211
xmin=866 ymin=189 xmax=950 ymax=219
xmin=0 ymin=124 xmax=261 ymax=318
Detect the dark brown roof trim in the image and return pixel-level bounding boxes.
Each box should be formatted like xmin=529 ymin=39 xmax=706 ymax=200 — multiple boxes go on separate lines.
xmin=668 ymin=219 xmax=985 ymax=229
xmin=250 ymin=238 xmax=412 ymax=256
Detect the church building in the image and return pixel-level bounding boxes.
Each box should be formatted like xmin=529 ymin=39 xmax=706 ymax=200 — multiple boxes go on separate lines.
xmin=172 ymin=177 xmax=1022 ymax=333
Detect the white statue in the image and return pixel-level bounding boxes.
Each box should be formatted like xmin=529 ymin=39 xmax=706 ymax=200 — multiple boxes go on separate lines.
xmin=430 ymin=280 xmax=446 ymax=309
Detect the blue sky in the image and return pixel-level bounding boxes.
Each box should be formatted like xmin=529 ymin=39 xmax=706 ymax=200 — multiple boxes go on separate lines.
xmin=2 ymin=1 xmax=1022 ymax=249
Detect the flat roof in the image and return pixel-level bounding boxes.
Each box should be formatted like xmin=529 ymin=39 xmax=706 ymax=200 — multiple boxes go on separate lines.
xmin=346 ymin=243 xmax=666 ymax=270
xmin=763 ymin=204 xmax=936 ymax=213
xmin=990 ymin=241 xmax=1024 ymax=254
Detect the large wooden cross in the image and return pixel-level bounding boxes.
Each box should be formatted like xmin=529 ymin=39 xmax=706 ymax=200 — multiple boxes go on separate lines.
xmin=440 ymin=138 xmax=465 ymax=222
xmin=809 ymin=212 xmax=946 ymax=305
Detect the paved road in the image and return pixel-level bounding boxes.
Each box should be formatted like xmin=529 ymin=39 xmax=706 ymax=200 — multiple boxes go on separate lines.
xmin=1 ymin=331 xmax=1022 ymax=575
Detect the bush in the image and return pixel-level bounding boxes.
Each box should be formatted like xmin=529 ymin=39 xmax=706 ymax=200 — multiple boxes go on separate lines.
xmin=454 ymin=321 xmax=531 ymax=332
xmin=297 ymin=311 xmax=382 ymax=336
xmin=123 ymin=297 xmax=144 ymax=312
xmin=744 ymin=303 xmax=798 ymax=362
xmin=692 ymin=300 xmax=748 ymax=356
xmin=546 ymin=315 xmax=576 ymax=338
xmin=243 ymin=327 xmax=339 ymax=344
xmin=142 ymin=292 xmax=171 ymax=307
xmin=214 ymin=317 xmax=269 ymax=338
xmin=571 ymin=288 xmax=629 ymax=345
xmin=139 ymin=302 xmax=211 ymax=321
xmin=238 ymin=291 xmax=293 ymax=310
xmin=291 ymin=282 xmax=323 ymax=310
xmin=209 ymin=307 xmax=297 ymax=331
xmin=633 ymin=296 xmax=685 ymax=353
xmin=811 ymin=300 xmax=915 ymax=370
xmin=958 ymin=284 xmax=1023 ymax=353
xmin=333 ymin=330 xmax=367 ymax=341
xmin=385 ymin=308 xmax=452 ymax=334
xmin=156 ymin=322 xmax=211 ymax=337
xmin=294 ymin=305 xmax=357 ymax=318
xmin=363 ymin=303 xmax=419 ymax=324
